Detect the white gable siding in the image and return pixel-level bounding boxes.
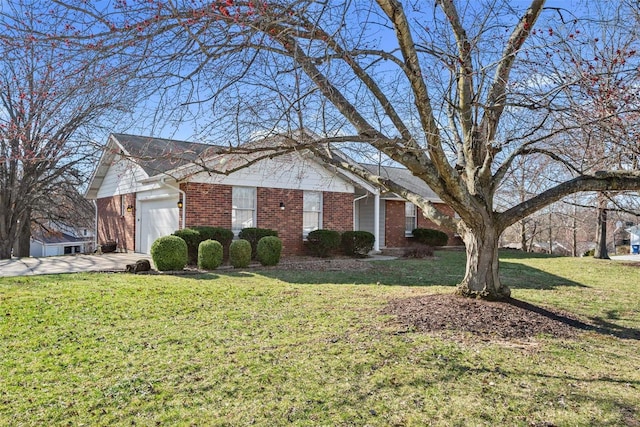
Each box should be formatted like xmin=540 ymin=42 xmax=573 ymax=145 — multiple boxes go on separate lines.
xmin=96 ymin=155 xmax=150 ymax=198
xmin=189 ymin=153 xmax=354 ymax=193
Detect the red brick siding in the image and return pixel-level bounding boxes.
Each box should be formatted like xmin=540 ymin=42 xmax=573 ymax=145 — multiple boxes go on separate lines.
xmin=322 ymin=192 xmax=353 ymax=232
xmin=385 ymin=200 xmax=458 ymax=247
xmin=257 ymin=188 xmax=304 ymax=255
xmin=181 ymin=182 xmax=232 ymax=229
xmin=96 ymin=194 xmax=136 ymax=252
xmin=180 ymin=182 xmax=354 ymax=256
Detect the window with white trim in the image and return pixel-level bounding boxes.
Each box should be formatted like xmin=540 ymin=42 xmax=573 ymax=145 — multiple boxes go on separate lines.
xmin=232 ymin=187 xmax=256 ymax=235
xmin=405 ymin=202 xmax=417 ymax=236
xmin=303 ymin=191 xmax=322 ymax=237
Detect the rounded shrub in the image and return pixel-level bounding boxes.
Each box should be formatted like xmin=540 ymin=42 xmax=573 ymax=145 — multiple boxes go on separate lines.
xmin=412 ymin=228 xmax=449 ymax=247
xmin=192 ymin=226 xmax=234 ymax=259
xmin=341 ymin=231 xmax=375 ymax=258
xmin=257 ymin=236 xmax=282 ymax=266
xmin=306 ymin=229 xmax=341 ymax=258
xmin=239 ymin=227 xmax=278 ymax=259
xmin=229 ymin=239 xmax=252 ymax=268
xmin=198 ymin=239 xmax=223 ymax=270
xmin=151 ymin=235 xmax=188 ymax=271
xmin=173 ymin=228 xmax=201 ymax=265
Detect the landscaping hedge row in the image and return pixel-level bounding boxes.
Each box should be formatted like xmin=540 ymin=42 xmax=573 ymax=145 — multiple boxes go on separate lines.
xmin=305 ymin=228 xmax=449 ymax=258
xmin=151 ymin=226 xmax=448 ymax=269
xmin=411 ymin=228 xmax=449 ymax=247
xmin=173 ymin=227 xmax=234 ymax=264
xmin=152 ymin=232 xmax=283 ymax=271
xmin=306 ymin=229 xmax=376 ymax=258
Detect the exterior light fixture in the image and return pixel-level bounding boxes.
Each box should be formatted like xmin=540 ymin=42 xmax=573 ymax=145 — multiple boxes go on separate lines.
xmin=177 ymin=200 xmax=184 ymax=209
xmin=126 ymin=205 xmax=133 ymax=213
xmin=279 ymin=202 xmax=285 ymax=210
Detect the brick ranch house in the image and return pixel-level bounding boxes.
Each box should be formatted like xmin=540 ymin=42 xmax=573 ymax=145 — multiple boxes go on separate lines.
xmin=85 ymin=133 xmax=458 ymax=256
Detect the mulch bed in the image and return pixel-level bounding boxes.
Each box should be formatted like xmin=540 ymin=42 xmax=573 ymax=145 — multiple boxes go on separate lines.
xmin=383 ymin=293 xmax=597 ymax=340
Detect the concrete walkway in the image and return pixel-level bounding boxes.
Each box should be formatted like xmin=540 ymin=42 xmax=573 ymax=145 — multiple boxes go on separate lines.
xmin=610 ymin=254 xmax=640 ymax=262
xmin=0 ymin=253 xmax=152 ymax=278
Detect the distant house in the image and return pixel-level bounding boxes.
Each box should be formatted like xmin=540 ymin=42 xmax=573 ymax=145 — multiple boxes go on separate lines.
xmin=85 ymin=133 xmax=458 ymax=255
xmin=626 ymin=225 xmax=640 ymax=253
xmin=30 ymin=226 xmax=94 ymax=257
xmin=27 ymin=195 xmax=95 ymax=258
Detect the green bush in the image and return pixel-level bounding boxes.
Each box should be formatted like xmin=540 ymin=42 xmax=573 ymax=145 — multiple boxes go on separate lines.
xmin=151 ymin=235 xmax=188 ymax=271
xmin=198 ymin=239 xmax=223 ymax=270
xmin=239 ymin=228 xmax=278 ymax=259
xmin=229 ymin=239 xmax=252 ymax=268
xmin=190 ymin=226 xmax=234 ymax=260
xmin=173 ymin=228 xmax=201 ymax=265
xmin=341 ymin=231 xmax=375 ymax=258
xmin=257 ymin=236 xmax=282 ymax=266
xmin=412 ymin=228 xmax=449 ymax=247
xmin=306 ymin=229 xmax=341 ymax=258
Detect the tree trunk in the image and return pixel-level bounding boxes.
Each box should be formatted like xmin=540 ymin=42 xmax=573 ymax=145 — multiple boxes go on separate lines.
xmin=456 ymin=224 xmax=511 ymax=300
xmin=0 ymin=240 xmax=11 ymax=259
xmin=15 ymin=210 xmax=31 ymax=258
xmin=0 ymin=213 xmax=14 ymax=259
xmin=520 ymin=221 xmax=527 ymax=252
xmin=572 ymin=206 xmax=578 ymax=257
xmin=594 ymin=197 xmax=609 ymax=259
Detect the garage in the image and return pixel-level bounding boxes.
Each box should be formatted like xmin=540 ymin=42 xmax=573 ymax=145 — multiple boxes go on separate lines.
xmin=137 ymin=197 xmax=179 ymax=254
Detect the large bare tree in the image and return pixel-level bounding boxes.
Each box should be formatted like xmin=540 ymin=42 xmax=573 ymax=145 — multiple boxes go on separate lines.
xmin=0 ymin=1 xmax=135 ymax=258
xmin=53 ymin=0 xmax=640 ymax=298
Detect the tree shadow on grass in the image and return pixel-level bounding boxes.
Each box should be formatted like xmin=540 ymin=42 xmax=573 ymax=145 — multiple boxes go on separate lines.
xmin=508 ymin=299 xmax=640 ymax=340
xmin=254 ymin=251 xmax=587 ymax=291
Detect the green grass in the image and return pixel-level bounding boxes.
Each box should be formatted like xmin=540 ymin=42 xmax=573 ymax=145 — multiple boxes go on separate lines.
xmin=1 ymin=251 xmax=639 ymax=426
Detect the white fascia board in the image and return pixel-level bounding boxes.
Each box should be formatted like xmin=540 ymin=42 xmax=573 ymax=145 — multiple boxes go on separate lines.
xmin=381 ymin=193 xmax=444 ymax=203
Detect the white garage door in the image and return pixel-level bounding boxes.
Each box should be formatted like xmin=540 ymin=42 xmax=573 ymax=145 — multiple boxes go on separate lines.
xmin=139 ymin=198 xmax=179 ymax=254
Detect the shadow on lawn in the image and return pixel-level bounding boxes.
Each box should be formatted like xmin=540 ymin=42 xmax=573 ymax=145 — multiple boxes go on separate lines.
xmin=509 ymin=299 xmax=640 ymax=340
xmin=252 ymin=251 xmax=586 ymax=291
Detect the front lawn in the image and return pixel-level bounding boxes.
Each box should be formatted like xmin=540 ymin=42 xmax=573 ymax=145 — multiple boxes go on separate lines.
xmin=1 ymin=252 xmax=639 ymax=426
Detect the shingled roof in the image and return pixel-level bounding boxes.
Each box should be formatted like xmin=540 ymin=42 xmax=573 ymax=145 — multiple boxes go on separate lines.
xmin=360 ymin=163 xmax=441 ymax=201
xmin=112 ymin=133 xmax=222 ymax=177
xmin=87 ymin=133 xmax=442 ymax=203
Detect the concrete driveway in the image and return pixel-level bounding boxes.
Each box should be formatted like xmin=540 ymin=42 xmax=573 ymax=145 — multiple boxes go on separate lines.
xmin=610 ymin=254 xmax=640 ymax=262
xmin=0 ymin=253 xmax=152 ymax=278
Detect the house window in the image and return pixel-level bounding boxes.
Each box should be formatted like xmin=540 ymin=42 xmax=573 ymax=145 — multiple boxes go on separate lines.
xmin=303 ymin=191 xmax=322 ymax=237
xmin=405 ymin=202 xmax=417 ymax=236
xmin=232 ymin=186 xmax=256 ymax=235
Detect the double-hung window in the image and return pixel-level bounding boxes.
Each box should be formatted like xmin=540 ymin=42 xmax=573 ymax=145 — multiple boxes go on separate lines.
xmin=405 ymin=202 xmax=417 ymax=236
xmin=232 ymin=187 xmax=256 ymax=235
xmin=303 ymin=191 xmax=322 ymax=237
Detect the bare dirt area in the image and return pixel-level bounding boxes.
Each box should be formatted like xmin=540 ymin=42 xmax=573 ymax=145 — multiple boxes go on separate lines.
xmin=383 ymin=293 xmax=599 ymax=340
